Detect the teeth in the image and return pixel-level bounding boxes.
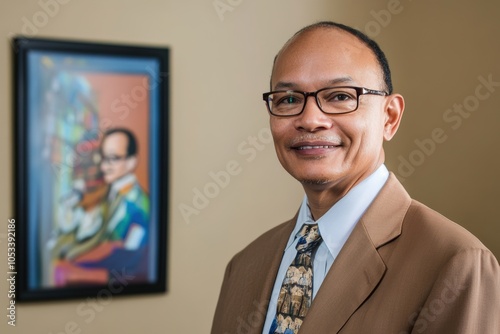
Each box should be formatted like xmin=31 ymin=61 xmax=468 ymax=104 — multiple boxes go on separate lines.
xmin=297 ymin=145 xmax=335 ymax=150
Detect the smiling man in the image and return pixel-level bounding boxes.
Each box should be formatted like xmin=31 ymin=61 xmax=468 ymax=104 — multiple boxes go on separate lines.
xmin=211 ymin=22 xmax=500 ymax=334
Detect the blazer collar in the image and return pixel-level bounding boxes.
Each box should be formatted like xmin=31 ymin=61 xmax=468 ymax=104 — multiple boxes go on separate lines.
xmin=299 ymin=173 xmax=412 ymax=333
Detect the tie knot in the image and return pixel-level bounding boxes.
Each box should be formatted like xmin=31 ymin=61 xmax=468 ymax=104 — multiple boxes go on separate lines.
xmin=295 ymin=224 xmax=322 ymax=253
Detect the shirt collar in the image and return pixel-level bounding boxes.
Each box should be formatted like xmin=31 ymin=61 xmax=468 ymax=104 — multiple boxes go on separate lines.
xmin=108 ymin=173 xmax=136 ymax=200
xmin=285 ymin=164 xmax=390 ymax=255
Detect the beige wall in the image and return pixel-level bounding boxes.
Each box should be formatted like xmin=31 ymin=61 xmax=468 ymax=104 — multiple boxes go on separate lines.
xmin=0 ymin=0 xmax=498 ymax=333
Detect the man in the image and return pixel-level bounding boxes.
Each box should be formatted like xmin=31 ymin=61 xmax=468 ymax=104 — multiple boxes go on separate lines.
xmin=211 ymin=22 xmax=500 ymax=333
xmin=52 ymin=128 xmax=150 ymax=285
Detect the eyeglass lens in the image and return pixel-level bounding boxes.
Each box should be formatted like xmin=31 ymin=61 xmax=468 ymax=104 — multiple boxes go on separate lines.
xmin=268 ymin=87 xmax=359 ymax=116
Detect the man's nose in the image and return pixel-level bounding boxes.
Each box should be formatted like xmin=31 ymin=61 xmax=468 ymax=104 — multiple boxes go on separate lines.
xmin=294 ymin=95 xmax=333 ymax=132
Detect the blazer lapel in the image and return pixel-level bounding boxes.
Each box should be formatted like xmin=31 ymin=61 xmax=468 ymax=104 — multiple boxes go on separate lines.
xmin=253 ymin=219 xmax=297 ymax=328
xmin=299 ymin=174 xmax=412 ymax=333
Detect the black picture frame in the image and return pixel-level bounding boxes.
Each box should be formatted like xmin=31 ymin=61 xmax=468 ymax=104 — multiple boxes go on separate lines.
xmin=13 ymin=37 xmax=169 ymax=301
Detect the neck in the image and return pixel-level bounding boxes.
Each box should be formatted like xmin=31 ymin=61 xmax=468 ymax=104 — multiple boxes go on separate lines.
xmin=303 ymin=163 xmax=383 ymax=220
xmin=303 ymin=184 xmax=351 ymax=221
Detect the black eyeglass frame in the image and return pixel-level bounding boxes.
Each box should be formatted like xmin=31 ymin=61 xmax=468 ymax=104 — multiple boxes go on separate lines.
xmin=262 ymin=86 xmax=388 ymax=117
xmin=100 ymin=154 xmax=130 ymax=165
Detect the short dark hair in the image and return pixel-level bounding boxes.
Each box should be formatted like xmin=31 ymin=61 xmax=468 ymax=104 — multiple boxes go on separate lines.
xmin=102 ymin=128 xmax=138 ymax=157
xmin=273 ymin=21 xmax=393 ymax=94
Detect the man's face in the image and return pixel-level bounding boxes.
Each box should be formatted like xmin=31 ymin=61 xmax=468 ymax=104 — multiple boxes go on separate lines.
xmin=100 ymin=132 xmax=134 ymax=184
xmin=270 ymin=28 xmax=400 ymax=192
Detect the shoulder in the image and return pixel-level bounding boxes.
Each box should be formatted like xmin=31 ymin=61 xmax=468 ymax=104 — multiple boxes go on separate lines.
xmin=226 ymin=218 xmax=296 ymax=276
xmin=403 ymin=199 xmax=487 ymax=251
xmin=402 ymin=202 xmax=500 ymax=332
xmin=122 ymin=182 xmax=149 ymax=205
xmin=373 ymin=174 xmax=489 ymax=254
xmin=228 ymin=218 xmax=296 ymax=268
xmin=215 ymin=217 xmax=297 ymax=311
xmin=387 ymin=198 xmax=498 ymax=279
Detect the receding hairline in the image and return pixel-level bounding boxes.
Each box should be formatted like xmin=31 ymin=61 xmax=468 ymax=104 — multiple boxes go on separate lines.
xmin=102 ymin=127 xmax=138 ymax=157
xmin=270 ymin=22 xmax=392 ymax=93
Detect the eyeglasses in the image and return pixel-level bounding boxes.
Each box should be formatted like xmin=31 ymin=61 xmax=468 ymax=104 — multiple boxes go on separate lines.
xmin=262 ymin=86 xmax=388 ymax=117
xmin=100 ymin=154 xmax=128 ymax=165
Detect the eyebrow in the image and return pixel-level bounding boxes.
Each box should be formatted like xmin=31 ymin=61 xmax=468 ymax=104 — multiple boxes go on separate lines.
xmin=273 ymin=76 xmax=355 ymax=91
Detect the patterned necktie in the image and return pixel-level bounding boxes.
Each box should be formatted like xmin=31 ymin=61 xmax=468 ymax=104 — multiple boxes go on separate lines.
xmin=270 ymin=224 xmax=322 ymax=334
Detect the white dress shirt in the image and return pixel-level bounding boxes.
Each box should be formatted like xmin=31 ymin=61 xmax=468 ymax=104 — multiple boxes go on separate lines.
xmin=262 ymin=164 xmax=390 ymax=334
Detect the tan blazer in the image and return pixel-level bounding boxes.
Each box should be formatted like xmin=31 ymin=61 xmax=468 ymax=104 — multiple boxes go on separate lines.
xmin=211 ymin=174 xmax=500 ymax=334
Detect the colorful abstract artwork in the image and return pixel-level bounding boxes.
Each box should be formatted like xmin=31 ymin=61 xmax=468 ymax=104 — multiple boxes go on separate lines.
xmin=14 ymin=38 xmax=169 ymax=301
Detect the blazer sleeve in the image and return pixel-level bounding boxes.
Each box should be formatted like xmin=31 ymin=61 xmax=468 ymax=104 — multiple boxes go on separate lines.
xmin=411 ymin=248 xmax=500 ymax=334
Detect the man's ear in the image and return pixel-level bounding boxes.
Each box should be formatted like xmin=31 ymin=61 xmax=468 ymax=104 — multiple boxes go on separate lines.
xmin=383 ymin=93 xmax=405 ymax=141
xmin=125 ymin=156 xmax=138 ymax=172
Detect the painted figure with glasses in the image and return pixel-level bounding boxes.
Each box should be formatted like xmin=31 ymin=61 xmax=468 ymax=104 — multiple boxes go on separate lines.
xmin=211 ymin=21 xmax=500 ymax=334
xmin=50 ymin=128 xmax=150 ymax=286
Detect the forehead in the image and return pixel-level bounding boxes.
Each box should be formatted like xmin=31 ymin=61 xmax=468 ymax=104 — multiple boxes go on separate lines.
xmin=102 ymin=133 xmax=128 ymax=152
xmin=271 ymin=28 xmax=382 ymax=90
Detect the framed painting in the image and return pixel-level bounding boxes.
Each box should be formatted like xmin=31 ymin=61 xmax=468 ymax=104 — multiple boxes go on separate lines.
xmin=13 ymin=37 xmax=169 ymax=301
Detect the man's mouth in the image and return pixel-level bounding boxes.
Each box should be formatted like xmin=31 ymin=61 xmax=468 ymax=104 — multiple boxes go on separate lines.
xmin=289 ymin=142 xmax=341 ymax=157
xmin=295 ymin=145 xmax=338 ymax=150
xmin=287 ymin=135 xmax=343 ymax=156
